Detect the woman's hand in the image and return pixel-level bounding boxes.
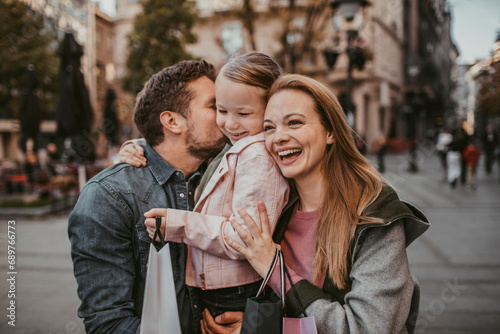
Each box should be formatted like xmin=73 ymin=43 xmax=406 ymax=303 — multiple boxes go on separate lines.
xmin=201 ymin=309 xmax=242 ymax=334
xmin=225 ymin=201 xmax=278 ymax=278
xmin=119 ymin=143 xmax=147 ymax=167
xmin=144 ymin=208 xmax=167 ymax=241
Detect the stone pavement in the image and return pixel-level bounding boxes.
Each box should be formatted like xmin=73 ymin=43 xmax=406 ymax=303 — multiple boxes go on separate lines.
xmin=373 ymin=151 xmax=500 ymax=334
xmin=0 ymin=151 xmax=499 ymax=334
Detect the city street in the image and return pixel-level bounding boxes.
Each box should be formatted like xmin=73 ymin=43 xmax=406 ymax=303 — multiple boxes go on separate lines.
xmin=0 ymin=151 xmax=499 ymax=334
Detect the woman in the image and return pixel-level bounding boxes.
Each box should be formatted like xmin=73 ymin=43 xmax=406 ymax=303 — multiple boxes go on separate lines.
xmin=216 ymin=74 xmax=430 ymax=333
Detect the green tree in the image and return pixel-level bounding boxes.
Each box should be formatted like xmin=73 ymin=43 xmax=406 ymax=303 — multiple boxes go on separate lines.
xmin=0 ymin=0 xmax=59 ymax=117
xmin=123 ymin=0 xmax=198 ymax=94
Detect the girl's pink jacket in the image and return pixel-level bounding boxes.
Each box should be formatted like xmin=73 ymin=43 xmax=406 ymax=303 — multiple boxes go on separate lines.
xmin=164 ymin=133 xmax=289 ymax=289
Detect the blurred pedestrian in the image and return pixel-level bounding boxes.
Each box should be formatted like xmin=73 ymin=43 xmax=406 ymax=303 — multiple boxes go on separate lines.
xmin=373 ymin=132 xmax=388 ymax=173
xmin=436 ymin=127 xmax=453 ymax=182
xmin=24 ymin=151 xmax=41 ymax=184
xmin=459 ymin=128 xmax=470 ymax=186
xmin=45 ymin=143 xmax=59 ymax=176
xmin=447 ymin=128 xmax=468 ymax=188
xmin=481 ymin=124 xmax=498 ymax=174
xmin=355 ymin=133 xmax=367 ymax=156
xmin=463 ymin=142 xmax=481 ymax=191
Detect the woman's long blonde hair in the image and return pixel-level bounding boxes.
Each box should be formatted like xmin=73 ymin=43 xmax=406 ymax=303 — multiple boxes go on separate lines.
xmin=267 ymin=74 xmax=384 ymax=289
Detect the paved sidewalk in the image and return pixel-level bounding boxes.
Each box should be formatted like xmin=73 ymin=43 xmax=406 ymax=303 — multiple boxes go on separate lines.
xmin=369 ymin=151 xmax=500 ymax=334
xmin=0 ymin=152 xmax=499 ymax=333
xmin=0 ymin=211 xmax=84 ymax=334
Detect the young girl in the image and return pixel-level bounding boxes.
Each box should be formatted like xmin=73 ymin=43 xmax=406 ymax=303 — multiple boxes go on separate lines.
xmin=119 ymin=52 xmax=289 ymax=317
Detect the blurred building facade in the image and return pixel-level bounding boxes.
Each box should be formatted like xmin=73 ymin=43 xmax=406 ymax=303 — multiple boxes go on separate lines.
xmin=465 ymin=40 xmax=500 ymax=136
xmin=1 ymin=0 xmax=96 ymax=163
xmin=181 ymin=0 xmax=457 ymax=150
xmin=2 ymin=0 xmax=136 ymax=163
xmin=4 ymin=0 xmax=460 ymax=163
xmin=23 ymin=0 xmax=96 ymax=106
xmin=114 ymin=0 xmax=458 ymax=149
xmin=451 ymin=64 xmax=472 ymax=129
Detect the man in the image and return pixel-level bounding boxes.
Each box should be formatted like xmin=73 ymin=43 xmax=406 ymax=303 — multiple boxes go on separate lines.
xmin=68 ymin=60 xmax=230 ymax=333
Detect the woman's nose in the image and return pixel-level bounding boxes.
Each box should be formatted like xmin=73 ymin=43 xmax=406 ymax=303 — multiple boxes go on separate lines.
xmin=273 ymin=126 xmax=289 ymax=144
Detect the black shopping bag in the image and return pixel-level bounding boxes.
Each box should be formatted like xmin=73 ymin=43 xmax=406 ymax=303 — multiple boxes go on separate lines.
xmin=241 ymin=248 xmax=284 ymax=334
xmin=240 ymin=294 xmax=283 ymax=334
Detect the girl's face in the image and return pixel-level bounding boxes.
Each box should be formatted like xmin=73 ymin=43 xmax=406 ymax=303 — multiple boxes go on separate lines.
xmin=215 ymin=75 xmax=266 ymax=145
xmin=263 ymin=89 xmax=334 ymax=183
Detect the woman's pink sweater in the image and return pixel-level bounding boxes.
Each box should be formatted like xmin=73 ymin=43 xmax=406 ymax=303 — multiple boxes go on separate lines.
xmin=269 ymin=205 xmax=325 ymax=294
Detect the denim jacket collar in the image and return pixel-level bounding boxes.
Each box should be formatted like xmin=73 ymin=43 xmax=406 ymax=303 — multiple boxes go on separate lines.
xmin=144 ymin=144 xmax=205 ymax=186
xmin=144 ymin=144 xmax=177 ymax=185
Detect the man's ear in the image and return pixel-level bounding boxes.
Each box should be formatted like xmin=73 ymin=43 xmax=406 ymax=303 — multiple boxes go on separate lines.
xmin=160 ymin=111 xmax=183 ymax=135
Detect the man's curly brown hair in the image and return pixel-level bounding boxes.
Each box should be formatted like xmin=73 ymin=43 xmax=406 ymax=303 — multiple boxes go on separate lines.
xmin=133 ymin=60 xmax=217 ymax=146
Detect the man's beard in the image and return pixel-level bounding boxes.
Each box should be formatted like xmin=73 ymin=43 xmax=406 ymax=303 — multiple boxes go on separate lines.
xmin=185 ymin=123 xmax=228 ymax=160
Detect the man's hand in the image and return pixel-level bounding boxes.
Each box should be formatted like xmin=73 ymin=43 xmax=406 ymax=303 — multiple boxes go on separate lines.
xmin=201 ymin=309 xmax=243 ymax=334
xmin=144 ymin=209 xmax=167 ymax=241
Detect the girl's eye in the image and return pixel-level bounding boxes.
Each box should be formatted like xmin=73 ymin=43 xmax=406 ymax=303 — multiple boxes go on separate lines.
xmin=217 ymin=109 xmax=227 ymax=114
xmin=289 ymin=120 xmax=302 ymax=126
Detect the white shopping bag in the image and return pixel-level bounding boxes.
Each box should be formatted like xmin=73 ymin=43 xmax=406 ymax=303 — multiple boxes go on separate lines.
xmin=140 ymin=242 xmax=182 ymax=334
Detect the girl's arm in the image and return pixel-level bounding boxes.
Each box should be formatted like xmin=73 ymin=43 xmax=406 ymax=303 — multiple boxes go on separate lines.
xmin=144 ymin=147 xmax=288 ymax=260
xmin=118 ymin=138 xmax=147 ymax=167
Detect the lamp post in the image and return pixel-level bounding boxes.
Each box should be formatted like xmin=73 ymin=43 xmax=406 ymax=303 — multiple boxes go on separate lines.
xmin=328 ymin=0 xmax=370 ymax=128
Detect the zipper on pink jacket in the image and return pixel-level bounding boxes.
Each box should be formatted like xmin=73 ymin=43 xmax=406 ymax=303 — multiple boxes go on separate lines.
xmin=200 ymin=251 xmax=206 ymax=290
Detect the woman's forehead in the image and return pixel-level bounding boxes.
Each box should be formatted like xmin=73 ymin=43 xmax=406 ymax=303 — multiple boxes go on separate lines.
xmin=265 ymin=90 xmax=314 ymax=116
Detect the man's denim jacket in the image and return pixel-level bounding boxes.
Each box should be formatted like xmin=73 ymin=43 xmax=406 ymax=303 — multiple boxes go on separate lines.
xmin=68 ymin=145 xmax=203 ymax=334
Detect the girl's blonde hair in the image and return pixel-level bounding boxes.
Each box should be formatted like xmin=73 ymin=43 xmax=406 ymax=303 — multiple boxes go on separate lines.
xmin=219 ymin=51 xmax=282 ymax=93
xmin=267 ymin=74 xmax=384 ymax=289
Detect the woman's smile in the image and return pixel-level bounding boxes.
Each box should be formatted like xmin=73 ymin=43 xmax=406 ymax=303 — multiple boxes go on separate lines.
xmin=276 ymin=147 xmax=302 ymax=164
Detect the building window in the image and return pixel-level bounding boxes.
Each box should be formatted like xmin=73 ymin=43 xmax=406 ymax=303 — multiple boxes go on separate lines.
xmin=221 ymin=21 xmax=243 ymax=57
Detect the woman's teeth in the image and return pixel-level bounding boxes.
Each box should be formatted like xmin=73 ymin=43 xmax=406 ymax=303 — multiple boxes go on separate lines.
xmin=277 ymin=149 xmax=302 ymax=157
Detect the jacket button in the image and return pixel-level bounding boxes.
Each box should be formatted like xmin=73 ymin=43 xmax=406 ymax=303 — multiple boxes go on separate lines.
xmin=180 ymin=193 xmax=185 ymax=198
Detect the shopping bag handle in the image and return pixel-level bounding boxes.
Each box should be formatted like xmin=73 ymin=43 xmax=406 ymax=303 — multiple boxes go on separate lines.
xmin=284 ymin=261 xmax=308 ymax=317
xmin=153 ymin=217 xmax=166 ymax=246
xmin=255 ymin=246 xmax=285 ymax=308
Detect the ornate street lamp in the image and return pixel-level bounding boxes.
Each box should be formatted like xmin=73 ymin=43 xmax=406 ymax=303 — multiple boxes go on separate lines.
xmin=329 ymin=0 xmax=370 ymax=128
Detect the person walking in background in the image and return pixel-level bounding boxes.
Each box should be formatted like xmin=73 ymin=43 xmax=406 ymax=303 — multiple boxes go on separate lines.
xmin=355 ymin=133 xmax=367 ymax=156
xmin=373 ymin=132 xmax=388 ymax=173
xmin=482 ymin=124 xmax=498 ymax=174
xmin=436 ymin=127 xmax=453 ymax=182
xmin=463 ymin=142 xmax=481 ymax=191
xmin=447 ymin=127 xmax=468 ymax=188
xmin=459 ymin=127 xmax=470 ymax=186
